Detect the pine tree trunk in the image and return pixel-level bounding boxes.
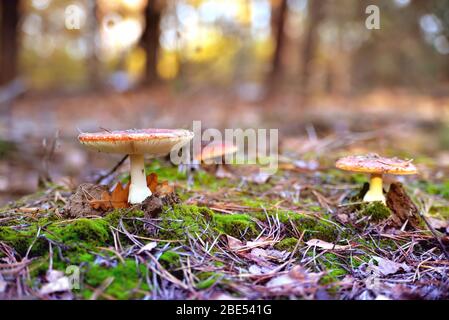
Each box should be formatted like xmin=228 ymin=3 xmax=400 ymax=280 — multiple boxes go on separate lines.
xmin=270 ymin=0 xmax=288 ymax=80
xmin=141 ymin=0 xmax=162 ymax=84
xmin=0 ymin=0 xmax=20 ymax=86
xmin=300 ymin=0 xmax=326 ymax=94
xmin=87 ymin=0 xmax=101 ymax=88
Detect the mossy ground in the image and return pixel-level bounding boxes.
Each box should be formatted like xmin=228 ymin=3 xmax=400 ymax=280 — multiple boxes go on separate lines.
xmin=358 ymin=202 xmax=392 ymax=222
xmin=1 ymin=159 xmax=447 ymax=300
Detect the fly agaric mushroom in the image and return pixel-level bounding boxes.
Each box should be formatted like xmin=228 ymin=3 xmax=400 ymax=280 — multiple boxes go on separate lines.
xmin=335 ymin=154 xmax=417 ymax=204
xmin=196 ymin=141 xmax=238 ymax=164
xmin=78 ymin=129 xmax=194 ymax=204
xmin=190 ymin=141 xmax=238 ymax=180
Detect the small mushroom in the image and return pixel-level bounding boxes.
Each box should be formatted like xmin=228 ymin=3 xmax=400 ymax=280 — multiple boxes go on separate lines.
xmin=78 ymin=129 xmax=194 ymax=204
xmin=190 ymin=141 xmax=238 ymax=181
xmin=196 ymin=141 xmax=238 ymax=165
xmin=335 ymin=153 xmax=417 ymax=204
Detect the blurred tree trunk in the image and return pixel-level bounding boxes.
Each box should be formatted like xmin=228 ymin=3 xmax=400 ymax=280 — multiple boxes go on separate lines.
xmin=270 ymin=0 xmax=287 ymax=81
xmin=300 ymin=0 xmax=326 ymax=95
xmin=141 ymin=0 xmax=162 ymax=84
xmin=87 ymin=0 xmax=101 ymax=88
xmin=0 ymin=0 xmax=20 ymax=86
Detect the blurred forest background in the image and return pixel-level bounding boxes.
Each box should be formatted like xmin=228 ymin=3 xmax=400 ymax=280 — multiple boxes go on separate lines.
xmin=1 ymin=0 xmax=449 ymax=203
xmin=1 ymin=0 xmax=449 ymax=93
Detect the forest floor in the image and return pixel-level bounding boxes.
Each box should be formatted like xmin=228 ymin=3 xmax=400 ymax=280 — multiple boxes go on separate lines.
xmin=1 ymin=129 xmax=449 ymax=299
xmin=0 ymin=89 xmax=449 ymax=300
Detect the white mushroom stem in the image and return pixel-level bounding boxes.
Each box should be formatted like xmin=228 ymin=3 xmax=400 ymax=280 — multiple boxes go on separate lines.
xmin=363 ymin=173 xmax=386 ymax=204
xmin=128 ymin=154 xmax=152 ymax=204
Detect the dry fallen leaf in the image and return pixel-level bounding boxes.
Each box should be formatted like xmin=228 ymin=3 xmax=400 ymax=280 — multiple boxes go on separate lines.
xmin=155 ymin=181 xmax=174 ymax=196
xmin=245 ymin=236 xmax=276 ymax=250
xmin=90 ymin=182 xmax=129 ymax=210
xmin=250 ymin=248 xmax=290 ymax=262
xmin=138 ymin=242 xmax=157 ymax=254
xmin=89 ymin=173 xmax=172 ymax=211
xmin=248 ymin=264 xmax=273 ymax=275
xmin=40 ymin=278 xmax=71 ymax=295
xmin=265 ymin=265 xmax=321 ymax=296
xmin=370 ymin=256 xmax=411 ymax=276
xmin=306 ymin=239 xmax=352 ymax=251
xmin=0 ymin=274 xmax=7 ymax=293
xmin=18 ymin=207 xmax=40 ymax=213
xmin=215 ymin=166 xmax=235 ymax=179
xmin=226 ymin=235 xmax=245 ymax=251
xmin=226 ymin=235 xmax=276 ymax=252
xmin=146 ymin=173 xmax=158 ymax=193
xmin=426 ymin=216 xmax=448 ymax=230
xmin=39 ymin=270 xmax=71 ymax=295
xmin=90 ymin=191 xmax=111 ymax=211
xmin=244 ymin=171 xmax=272 ymax=184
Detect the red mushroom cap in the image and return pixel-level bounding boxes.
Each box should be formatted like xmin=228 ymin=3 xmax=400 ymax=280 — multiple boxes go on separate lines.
xmin=196 ymin=141 xmax=238 ymax=162
xmin=336 ymin=153 xmax=417 ymax=175
xmin=78 ymin=128 xmax=194 ymax=155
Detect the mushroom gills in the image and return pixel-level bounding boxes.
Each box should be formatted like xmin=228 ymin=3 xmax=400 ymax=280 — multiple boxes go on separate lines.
xmin=363 ymin=173 xmax=386 ymax=204
xmin=128 ymin=154 xmax=152 ymax=204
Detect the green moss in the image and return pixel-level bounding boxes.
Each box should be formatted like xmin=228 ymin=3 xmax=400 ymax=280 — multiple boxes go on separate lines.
xmin=158 ymin=204 xmax=213 ymax=239
xmin=359 ymin=202 xmax=391 ymax=222
xmin=319 ymin=274 xmax=338 ymax=285
xmin=83 ymin=259 xmax=149 ymax=300
xmin=439 ymin=123 xmax=449 ymax=150
xmin=0 ymin=210 xmax=150 ymax=260
xmin=0 ymin=139 xmax=16 ymax=157
xmin=429 ymin=203 xmax=449 ymax=219
xmin=103 ymin=210 xmax=127 ymax=226
xmin=357 ymin=236 xmax=399 ymax=254
xmin=296 ymin=218 xmax=340 ymax=242
xmin=240 ymin=197 xmax=269 ymax=209
xmin=158 ymin=204 xmax=259 ymax=240
xmin=424 ymin=181 xmax=449 ymax=199
xmin=116 ymin=160 xmax=187 ymax=187
xmin=193 ymin=170 xmax=233 ymax=191
xmin=28 ymin=257 xmax=50 ymax=279
xmin=317 ymin=253 xmax=348 ymax=292
xmin=9 ymin=218 xmax=110 ymax=255
xmin=308 ymin=205 xmax=322 ymax=213
xmin=146 ymin=160 xmax=186 ymax=182
xmin=104 ymin=209 xmax=146 ymax=233
xmin=0 ymin=226 xmax=47 ymax=256
xmin=325 ymin=169 xmax=345 ymax=179
xmin=350 ymin=173 xmax=368 ymax=184
xmin=28 ymin=250 xmax=152 ymax=300
xmin=213 ymin=214 xmax=258 ymax=238
xmin=195 ymin=272 xmax=221 ymax=290
xmin=274 ymin=237 xmax=298 ymax=251
xmin=349 ymin=254 xmax=371 ymax=269
xmin=57 ymin=218 xmax=111 ymax=246
xmin=159 ymin=250 xmax=180 ymax=265
xmin=254 ymin=210 xmax=340 ymax=242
